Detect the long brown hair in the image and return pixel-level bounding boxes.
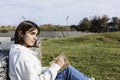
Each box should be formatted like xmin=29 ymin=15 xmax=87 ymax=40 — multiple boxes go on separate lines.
xmin=14 ymin=20 xmax=40 ymax=47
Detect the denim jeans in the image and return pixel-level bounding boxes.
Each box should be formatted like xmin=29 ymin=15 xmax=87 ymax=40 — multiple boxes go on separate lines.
xmin=55 ymin=65 xmax=89 ymax=80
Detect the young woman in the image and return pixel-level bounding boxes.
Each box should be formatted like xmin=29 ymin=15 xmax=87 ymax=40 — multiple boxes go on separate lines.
xmin=9 ymin=20 xmax=92 ymax=80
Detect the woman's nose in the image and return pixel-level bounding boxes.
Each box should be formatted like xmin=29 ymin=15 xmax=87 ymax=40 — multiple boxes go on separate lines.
xmin=34 ymin=35 xmax=37 ymax=40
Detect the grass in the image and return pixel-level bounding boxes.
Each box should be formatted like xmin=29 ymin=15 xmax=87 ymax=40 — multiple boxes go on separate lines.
xmin=41 ymin=32 xmax=120 ymax=80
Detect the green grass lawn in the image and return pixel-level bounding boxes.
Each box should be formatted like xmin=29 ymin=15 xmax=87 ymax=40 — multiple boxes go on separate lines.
xmin=41 ymin=32 xmax=120 ymax=80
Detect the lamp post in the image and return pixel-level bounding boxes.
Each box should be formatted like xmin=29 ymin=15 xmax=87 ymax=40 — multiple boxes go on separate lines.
xmin=66 ymin=16 xmax=69 ymax=37
xmin=66 ymin=16 xmax=69 ymax=26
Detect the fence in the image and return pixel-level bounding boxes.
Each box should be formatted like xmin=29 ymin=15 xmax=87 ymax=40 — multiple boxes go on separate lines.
xmin=0 ymin=31 xmax=91 ymax=38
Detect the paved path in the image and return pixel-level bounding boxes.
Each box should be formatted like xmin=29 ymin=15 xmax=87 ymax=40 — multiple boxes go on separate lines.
xmin=0 ymin=37 xmax=10 ymax=42
xmin=0 ymin=37 xmax=11 ymax=50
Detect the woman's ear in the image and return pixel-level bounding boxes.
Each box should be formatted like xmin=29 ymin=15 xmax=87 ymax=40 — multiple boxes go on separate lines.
xmin=19 ymin=31 xmax=24 ymax=37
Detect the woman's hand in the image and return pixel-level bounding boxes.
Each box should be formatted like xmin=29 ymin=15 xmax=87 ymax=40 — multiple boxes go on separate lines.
xmin=55 ymin=57 xmax=65 ymax=68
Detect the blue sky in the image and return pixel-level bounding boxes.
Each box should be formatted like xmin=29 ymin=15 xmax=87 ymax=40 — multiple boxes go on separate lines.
xmin=0 ymin=0 xmax=120 ymax=26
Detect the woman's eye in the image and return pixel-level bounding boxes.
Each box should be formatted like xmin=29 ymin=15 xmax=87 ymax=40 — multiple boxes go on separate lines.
xmin=31 ymin=32 xmax=35 ymax=35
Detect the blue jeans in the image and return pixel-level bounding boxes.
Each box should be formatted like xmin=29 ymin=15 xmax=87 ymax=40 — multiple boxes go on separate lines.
xmin=55 ymin=65 xmax=89 ymax=80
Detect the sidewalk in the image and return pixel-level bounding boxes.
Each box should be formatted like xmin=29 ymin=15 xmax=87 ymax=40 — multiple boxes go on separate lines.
xmin=0 ymin=37 xmax=11 ymax=50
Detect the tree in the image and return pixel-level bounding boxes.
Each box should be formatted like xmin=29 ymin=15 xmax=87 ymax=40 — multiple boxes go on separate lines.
xmin=111 ymin=17 xmax=119 ymax=31
xmin=78 ymin=17 xmax=91 ymax=31
xmin=90 ymin=16 xmax=101 ymax=32
xmin=100 ymin=15 xmax=109 ymax=32
xmin=90 ymin=15 xmax=109 ymax=32
xmin=70 ymin=25 xmax=80 ymax=31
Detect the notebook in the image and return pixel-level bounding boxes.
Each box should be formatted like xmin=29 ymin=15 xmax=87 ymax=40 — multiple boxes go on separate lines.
xmin=50 ymin=53 xmax=70 ymax=72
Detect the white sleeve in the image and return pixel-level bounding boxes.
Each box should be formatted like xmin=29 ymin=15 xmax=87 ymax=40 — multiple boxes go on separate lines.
xmin=16 ymin=57 xmax=61 ymax=80
xmin=40 ymin=63 xmax=61 ymax=80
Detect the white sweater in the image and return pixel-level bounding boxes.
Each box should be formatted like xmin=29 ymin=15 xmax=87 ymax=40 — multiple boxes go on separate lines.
xmin=9 ymin=44 xmax=61 ymax=80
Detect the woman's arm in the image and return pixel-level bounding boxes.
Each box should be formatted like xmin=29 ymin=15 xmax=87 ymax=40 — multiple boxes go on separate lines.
xmin=15 ymin=56 xmax=61 ymax=80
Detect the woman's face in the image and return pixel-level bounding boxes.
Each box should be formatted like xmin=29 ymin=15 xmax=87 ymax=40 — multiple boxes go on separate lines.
xmin=22 ymin=29 xmax=38 ymax=47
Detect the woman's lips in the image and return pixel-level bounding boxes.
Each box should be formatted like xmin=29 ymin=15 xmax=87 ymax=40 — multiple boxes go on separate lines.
xmin=32 ymin=40 xmax=35 ymax=43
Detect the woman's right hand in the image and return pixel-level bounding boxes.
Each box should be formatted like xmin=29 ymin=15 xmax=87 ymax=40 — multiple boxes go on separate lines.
xmin=55 ymin=57 xmax=65 ymax=68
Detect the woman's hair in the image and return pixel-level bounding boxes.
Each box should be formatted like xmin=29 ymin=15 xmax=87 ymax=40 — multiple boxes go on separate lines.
xmin=14 ymin=20 xmax=40 ymax=47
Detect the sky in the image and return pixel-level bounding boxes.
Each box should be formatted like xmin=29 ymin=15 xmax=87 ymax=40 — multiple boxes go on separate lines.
xmin=0 ymin=0 xmax=120 ymax=26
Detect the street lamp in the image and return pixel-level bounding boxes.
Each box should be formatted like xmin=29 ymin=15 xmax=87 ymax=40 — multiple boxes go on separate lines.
xmin=66 ymin=16 xmax=69 ymax=26
xmin=66 ymin=16 xmax=69 ymax=37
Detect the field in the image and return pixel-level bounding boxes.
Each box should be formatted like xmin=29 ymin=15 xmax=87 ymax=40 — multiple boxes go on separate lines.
xmin=41 ymin=32 xmax=120 ymax=80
